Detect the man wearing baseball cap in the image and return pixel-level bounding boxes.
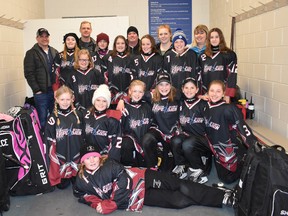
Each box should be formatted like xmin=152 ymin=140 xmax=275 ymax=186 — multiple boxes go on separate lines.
xmin=24 ymin=27 xmax=58 ymax=131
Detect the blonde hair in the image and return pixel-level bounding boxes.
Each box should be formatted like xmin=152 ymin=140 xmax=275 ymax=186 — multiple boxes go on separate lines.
xmin=54 ymin=85 xmax=80 ymax=125
xmin=191 ymin=24 xmax=209 ymax=47
xmin=63 ymin=43 xmax=80 ymax=62
xmin=157 ymin=24 xmax=172 ymax=41
xmin=78 ymin=155 xmax=108 ymax=179
xmin=74 ymin=49 xmax=94 ymax=70
xmin=80 ymin=21 xmax=92 ymax=30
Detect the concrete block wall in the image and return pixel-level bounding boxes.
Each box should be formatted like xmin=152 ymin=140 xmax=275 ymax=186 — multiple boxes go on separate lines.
xmin=210 ymin=0 xmax=288 ymax=139
xmin=0 ymin=0 xmax=45 ymax=112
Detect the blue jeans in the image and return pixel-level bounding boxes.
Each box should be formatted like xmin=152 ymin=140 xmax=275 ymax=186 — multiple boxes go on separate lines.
xmin=34 ymin=89 xmax=54 ymax=130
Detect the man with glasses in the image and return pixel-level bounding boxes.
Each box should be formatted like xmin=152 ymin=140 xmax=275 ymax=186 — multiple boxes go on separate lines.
xmin=24 ymin=28 xmax=58 ymax=131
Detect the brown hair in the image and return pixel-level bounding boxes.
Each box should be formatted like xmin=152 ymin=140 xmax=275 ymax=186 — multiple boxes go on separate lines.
xmin=153 ymin=84 xmax=177 ymax=103
xmin=191 ymin=24 xmax=209 ymax=47
xmin=205 ymin=28 xmax=231 ymax=57
xmin=140 ymin=34 xmax=158 ymax=54
xmin=110 ymin=35 xmax=129 ymax=57
xmin=79 ymin=21 xmax=92 ymax=30
xmin=78 ymin=155 xmax=108 ymax=179
xmin=54 ymin=85 xmax=80 ymax=125
xmin=73 ymin=49 xmax=94 ymax=70
xmin=208 ymin=80 xmax=226 ymax=92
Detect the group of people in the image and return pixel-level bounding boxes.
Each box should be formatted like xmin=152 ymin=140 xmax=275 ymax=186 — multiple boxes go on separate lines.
xmin=23 ymin=21 xmax=258 ymax=214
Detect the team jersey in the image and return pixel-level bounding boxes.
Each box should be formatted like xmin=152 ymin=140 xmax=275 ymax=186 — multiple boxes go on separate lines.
xmin=101 ymin=53 xmax=133 ymax=104
xmin=199 ymin=50 xmax=237 ymax=97
xmin=163 ymin=48 xmax=201 ymax=90
xmin=75 ymin=159 xmax=146 ymax=212
xmin=179 ymin=97 xmax=207 ymax=137
xmin=122 ymin=101 xmax=153 ymax=143
xmin=203 ymin=100 xmax=257 ymax=172
xmin=83 ymin=109 xmax=122 ymax=161
xmin=54 ymin=50 xmax=76 ymax=85
xmin=151 ymin=96 xmax=180 ymax=139
xmin=66 ymin=68 xmax=104 ymax=109
xmin=45 ymin=106 xmax=84 ymax=186
xmin=90 ymin=51 xmax=104 ymax=77
xmin=131 ymin=53 xmax=163 ymax=91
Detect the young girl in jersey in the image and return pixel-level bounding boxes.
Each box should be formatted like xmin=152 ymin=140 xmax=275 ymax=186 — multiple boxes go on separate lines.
xmin=199 ymin=28 xmax=237 ymax=103
xmin=163 ymin=28 xmax=200 ymax=91
xmin=190 ymin=24 xmax=209 ymax=56
xmin=120 ymin=80 xmax=153 ymax=167
xmin=45 ymin=85 xmax=84 ymax=189
xmin=142 ymin=72 xmax=180 ymax=170
xmin=204 ymin=80 xmax=258 ymax=184
xmin=83 ymin=84 xmax=122 ymax=162
xmin=101 ymin=35 xmax=133 ymax=110
xmin=156 ymin=24 xmax=173 ymax=56
xmin=74 ymin=144 xmax=236 ymax=214
xmin=90 ymin=32 xmax=110 ymax=76
xmin=66 ymin=49 xmax=104 ymax=109
xmin=53 ymin=33 xmax=80 ymax=89
xmin=170 ymin=78 xmax=211 ymax=184
xmin=131 ymin=34 xmax=163 ymax=93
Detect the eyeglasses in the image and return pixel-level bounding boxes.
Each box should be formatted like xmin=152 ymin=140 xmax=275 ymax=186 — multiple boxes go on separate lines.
xmin=79 ymin=59 xmax=89 ymax=62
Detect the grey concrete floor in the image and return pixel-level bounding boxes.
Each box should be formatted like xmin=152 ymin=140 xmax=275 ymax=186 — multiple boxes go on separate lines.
xmin=3 ymin=162 xmax=236 ymax=216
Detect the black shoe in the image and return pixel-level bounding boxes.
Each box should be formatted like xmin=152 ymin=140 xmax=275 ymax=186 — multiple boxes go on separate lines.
xmin=56 ymin=178 xmax=71 ymax=189
xmin=222 ymin=189 xmax=237 ymax=208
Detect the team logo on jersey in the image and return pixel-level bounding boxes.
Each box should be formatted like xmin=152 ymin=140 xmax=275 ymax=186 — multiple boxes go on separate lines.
xmin=56 ymin=126 xmax=82 ymax=139
xmin=152 ymin=104 xmax=177 ymax=113
xmin=139 ymin=69 xmax=154 ymax=77
xmin=129 ymin=118 xmax=150 ymax=129
xmin=78 ymin=84 xmax=98 ymax=94
xmin=203 ymin=63 xmax=224 ymax=73
xmin=179 ymin=114 xmax=204 ymax=125
xmin=205 ymin=117 xmax=220 ymax=130
xmin=170 ymin=65 xmax=192 ymax=75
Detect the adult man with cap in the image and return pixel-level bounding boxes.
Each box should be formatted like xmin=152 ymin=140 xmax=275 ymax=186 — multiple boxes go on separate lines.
xmin=79 ymin=21 xmax=96 ymax=53
xmin=126 ymin=26 xmax=140 ymax=55
xmin=24 ymin=28 xmax=58 ymax=131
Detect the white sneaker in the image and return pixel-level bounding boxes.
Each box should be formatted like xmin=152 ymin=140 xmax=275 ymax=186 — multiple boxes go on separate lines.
xmin=187 ymin=167 xmax=208 ymax=184
xmin=171 ymin=165 xmax=187 ymax=179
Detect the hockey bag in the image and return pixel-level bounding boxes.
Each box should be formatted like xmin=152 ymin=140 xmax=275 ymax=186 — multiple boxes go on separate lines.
xmin=236 ymin=141 xmax=288 ymax=216
xmin=0 ymin=105 xmax=53 ymax=195
xmin=0 ymin=140 xmax=10 ymax=213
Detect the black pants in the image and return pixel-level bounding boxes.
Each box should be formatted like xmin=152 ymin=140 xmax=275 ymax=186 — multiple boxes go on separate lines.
xmin=121 ymin=136 xmax=145 ymax=167
xmin=144 ymin=169 xmax=224 ymax=209
xmin=171 ymin=134 xmax=212 ymax=174
xmin=142 ymin=129 xmax=174 ymax=170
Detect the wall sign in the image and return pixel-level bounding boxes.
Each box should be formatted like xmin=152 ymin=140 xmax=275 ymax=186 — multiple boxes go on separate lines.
xmin=149 ymin=0 xmax=192 ymax=44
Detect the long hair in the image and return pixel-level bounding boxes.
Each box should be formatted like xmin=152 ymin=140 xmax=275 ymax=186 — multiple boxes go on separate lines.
xmin=152 ymin=84 xmax=177 ymax=103
xmin=54 ymin=85 xmax=80 ymax=125
xmin=140 ymin=34 xmax=158 ymax=54
xmin=78 ymin=155 xmax=108 ymax=179
xmin=63 ymin=43 xmax=80 ymax=62
xmin=191 ymin=24 xmax=209 ymax=47
xmin=73 ymin=49 xmax=94 ymax=70
xmin=110 ymin=35 xmax=129 ymax=57
xmin=205 ymin=28 xmax=231 ymax=57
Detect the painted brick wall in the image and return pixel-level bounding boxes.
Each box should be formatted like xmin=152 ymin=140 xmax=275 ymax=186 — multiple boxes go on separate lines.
xmin=210 ymin=0 xmax=288 ymax=138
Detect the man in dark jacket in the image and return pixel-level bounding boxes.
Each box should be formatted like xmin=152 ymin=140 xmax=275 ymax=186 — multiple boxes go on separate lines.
xmin=127 ymin=26 xmax=140 ymax=55
xmin=24 ymin=28 xmax=58 ymax=130
xmin=79 ymin=21 xmax=96 ymax=53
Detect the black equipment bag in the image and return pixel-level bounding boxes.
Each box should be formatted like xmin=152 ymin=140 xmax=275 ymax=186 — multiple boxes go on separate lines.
xmin=0 ymin=105 xmax=53 ymax=196
xmin=236 ymin=141 xmax=288 ymax=216
xmin=0 ymin=144 xmax=10 ymax=213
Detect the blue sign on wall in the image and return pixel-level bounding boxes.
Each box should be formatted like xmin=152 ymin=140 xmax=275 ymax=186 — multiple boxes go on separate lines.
xmin=149 ymin=0 xmax=192 ymax=44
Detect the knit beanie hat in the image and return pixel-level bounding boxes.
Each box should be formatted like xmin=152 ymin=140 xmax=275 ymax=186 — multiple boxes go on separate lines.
xmin=63 ymin=32 xmax=80 ymax=47
xmin=80 ymin=144 xmax=101 ymax=163
xmin=172 ymin=28 xmax=187 ymax=46
xmin=156 ymin=71 xmax=172 ymax=85
xmin=91 ymin=84 xmax=111 ymax=108
xmin=127 ymin=26 xmax=139 ymax=36
xmin=96 ymin=33 xmax=110 ymax=44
